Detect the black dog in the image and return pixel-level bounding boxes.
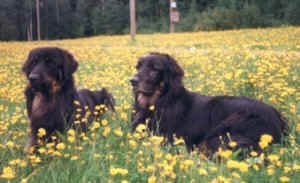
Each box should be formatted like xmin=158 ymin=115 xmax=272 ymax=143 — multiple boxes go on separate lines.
xmin=23 ymin=47 xmax=114 ymax=149
xmin=130 ymin=52 xmax=287 ymax=154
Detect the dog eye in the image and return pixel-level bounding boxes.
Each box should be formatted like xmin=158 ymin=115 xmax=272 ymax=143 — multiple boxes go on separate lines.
xmin=31 ymin=59 xmax=38 ymax=65
xmin=149 ymin=71 xmax=158 ymax=78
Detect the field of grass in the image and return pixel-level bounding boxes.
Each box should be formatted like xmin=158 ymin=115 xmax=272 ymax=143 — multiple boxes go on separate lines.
xmin=0 ymin=27 xmax=299 ymax=183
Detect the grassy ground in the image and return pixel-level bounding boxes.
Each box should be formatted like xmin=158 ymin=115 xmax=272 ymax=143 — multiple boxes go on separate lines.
xmin=0 ymin=27 xmax=299 ymax=183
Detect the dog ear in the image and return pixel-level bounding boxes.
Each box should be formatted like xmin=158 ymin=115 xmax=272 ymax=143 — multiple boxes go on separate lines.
xmin=22 ymin=50 xmax=35 ymax=77
xmin=161 ymin=54 xmax=184 ymax=94
xmin=62 ymin=50 xmax=78 ymax=80
xmin=165 ymin=54 xmax=184 ymax=79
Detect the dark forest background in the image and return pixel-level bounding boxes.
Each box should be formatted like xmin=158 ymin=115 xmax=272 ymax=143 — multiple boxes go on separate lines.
xmin=1 ymin=0 xmax=300 ymax=41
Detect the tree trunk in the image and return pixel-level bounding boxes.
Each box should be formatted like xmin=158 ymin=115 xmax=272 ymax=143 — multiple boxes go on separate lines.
xmin=36 ymin=0 xmax=41 ymax=40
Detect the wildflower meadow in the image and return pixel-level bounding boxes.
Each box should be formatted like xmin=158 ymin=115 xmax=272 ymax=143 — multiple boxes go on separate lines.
xmin=0 ymin=27 xmax=299 ymax=182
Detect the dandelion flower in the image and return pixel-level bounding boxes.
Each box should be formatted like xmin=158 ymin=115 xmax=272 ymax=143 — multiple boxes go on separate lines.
xmin=148 ymin=175 xmax=157 ymax=183
xmin=71 ymin=155 xmax=79 ymax=161
xmin=0 ymin=166 xmax=15 ymax=179
xmin=279 ymin=176 xmax=290 ymax=182
xmin=217 ymin=148 xmax=232 ymax=159
xmin=113 ymin=128 xmax=123 ymax=137
xmin=259 ymin=134 xmax=273 ymax=149
xmin=6 ymin=141 xmax=15 ymax=148
xmin=129 ymin=139 xmax=137 ymax=149
xmin=198 ymin=168 xmax=208 ymax=176
xmin=56 ymin=143 xmax=66 ymax=150
xmin=149 ymin=105 xmax=155 ymax=111
xmin=101 ymin=119 xmax=108 ymax=126
xmin=135 ymin=124 xmax=146 ymax=133
xmin=229 ymin=141 xmax=237 ymax=148
xmin=102 ymin=127 xmax=111 ymax=137
xmin=37 ymin=128 xmax=46 ymax=138
xmin=109 ymin=167 xmax=128 ymax=176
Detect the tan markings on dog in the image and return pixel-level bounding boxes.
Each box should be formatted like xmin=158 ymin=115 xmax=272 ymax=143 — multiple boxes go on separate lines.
xmin=137 ymin=88 xmax=161 ymax=109
xmin=51 ymin=80 xmax=61 ymax=94
xmin=32 ymin=92 xmax=45 ymax=117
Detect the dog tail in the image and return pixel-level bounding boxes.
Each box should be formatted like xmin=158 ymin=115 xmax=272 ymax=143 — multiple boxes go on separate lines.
xmin=93 ymin=88 xmax=115 ymax=111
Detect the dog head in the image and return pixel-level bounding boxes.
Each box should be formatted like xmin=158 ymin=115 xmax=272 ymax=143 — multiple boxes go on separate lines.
xmin=130 ymin=52 xmax=184 ymax=108
xmin=22 ymin=47 xmax=78 ymax=93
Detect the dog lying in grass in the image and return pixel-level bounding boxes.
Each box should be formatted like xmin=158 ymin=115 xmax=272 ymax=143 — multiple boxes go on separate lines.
xmin=22 ymin=47 xmax=114 ymax=150
xmin=130 ymin=52 xmax=287 ymax=155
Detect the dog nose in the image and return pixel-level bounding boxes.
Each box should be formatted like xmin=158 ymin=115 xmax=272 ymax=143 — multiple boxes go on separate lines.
xmin=130 ymin=76 xmax=139 ymax=86
xmin=29 ymin=73 xmax=40 ymax=83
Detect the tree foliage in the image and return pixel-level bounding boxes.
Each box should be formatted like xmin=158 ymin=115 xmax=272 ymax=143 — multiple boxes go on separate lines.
xmin=0 ymin=0 xmax=299 ymax=40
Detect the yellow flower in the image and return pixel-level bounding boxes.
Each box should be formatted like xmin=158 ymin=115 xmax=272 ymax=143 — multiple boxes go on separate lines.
xmin=109 ymin=167 xmax=128 ymax=176
xmin=101 ymin=119 xmax=108 ymax=126
xmin=253 ymin=164 xmax=260 ymax=171
xmin=73 ymin=100 xmax=80 ymax=106
xmin=148 ymin=175 xmax=156 ymax=183
xmin=229 ymin=141 xmax=237 ymax=148
xmin=56 ymin=143 xmax=66 ymax=150
xmin=279 ymin=176 xmax=290 ymax=182
xmin=198 ymin=168 xmax=208 ymax=176
xmin=284 ymin=167 xmax=291 ymax=173
xmin=237 ymin=162 xmax=248 ymax=172
xmin=37 ymin=147 xmax=46 ymax=154
xmin=46 ymin=142 xmax=55 ymax=149
xmin=113 ymin=128 xmax=123 ymax=137
xmin=174 ymin=137 xmax=185 ymax=145
xmin=259 ymin=134 xmax=273 ymax=149
xmin=210 ymin=166 xmax=218 ymax=172
xmin=267 ymin=166 xmax=274 ymax=175
xmin=6 ymin=141 xmax=14 ymax=148
xmin=296 ymin=123 xmax=300 ymax=133
xmin=227 ymin=160 xmax=248 ymax=172
xmin=67 ymin=129 xmax=75 ymax=136
xmin=68 ymin=135 xmax=76 ymax=143
xmin=102 ymin=127 xmax=111 ymax=137
xmin=121 ymin=112 xmax=128 ymax=121
xmin=93 ymin=153 xmax=100 ymax=159
xmin=292 ymin=164 xmax=300 ymax=171
xmin=90 ymin=122 xmax=100 ymax=131
xmin=21 ymin=178 xmax=28 ymax=183
xmin=0 ymin=166 xmax=15 ymax=179
xmin=267 ymin=154 xmax=279 ymax=163
xmin=9 ymin=159 xmax=27 ymax=167
xmin=52 ymin=150 xmax=62 ymax=157
xmin=146 ymin=165 xmax=155 ymax=173
xmin=37 ymin=128 xmax=46 ymax=138
xmin=149 ymin=135 xmax=164 ymax=145
xmin=217 ymin=148 xmax=232 ymax=159
xmin=250 ymin=151 xmax=258 ymax=157
xmin=180 ymin=159 xmax=194 ymax=171
xmin=28 ymin=155 xmax=41 ymax=166
xmin=232 ymin=172 xmax=241 ymax=179
xmin=75 ymin=114 xmax=81 ymax=119
xmin=129 ymin=139 xmax=137 ymax=149
xmin=110 ymin=168 xmax=118 ymax=176
xmin=149 ymin=105 xmax=155 ymax=111
xmin=71 ymin=155 xmax=79 ymax=161
xmin=135 ymin=123 xmax=147 ymax=133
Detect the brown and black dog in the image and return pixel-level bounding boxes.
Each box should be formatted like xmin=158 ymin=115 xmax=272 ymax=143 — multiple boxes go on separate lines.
xmin=130 ymin=52 xmax=287 ymax=155
xmin=23 ymin=47 xmax=114 ymax=149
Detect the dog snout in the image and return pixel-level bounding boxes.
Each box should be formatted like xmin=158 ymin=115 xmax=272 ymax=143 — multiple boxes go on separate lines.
xmin=130 ymin=76 xmax=139 ymax=86
xmin=29 ymin=73 xmax=41 ymax=84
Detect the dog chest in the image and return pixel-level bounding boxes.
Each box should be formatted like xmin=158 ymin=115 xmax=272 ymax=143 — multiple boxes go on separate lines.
xmin=31 ymin=92 xmax=47 ymax=118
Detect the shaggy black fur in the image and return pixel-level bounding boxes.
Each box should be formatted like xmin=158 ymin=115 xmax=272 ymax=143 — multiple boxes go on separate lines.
xmin=130 ymin=52 xmax=287 ymax=154
xmin=23 ymin=47 xmax=114 ymax=149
